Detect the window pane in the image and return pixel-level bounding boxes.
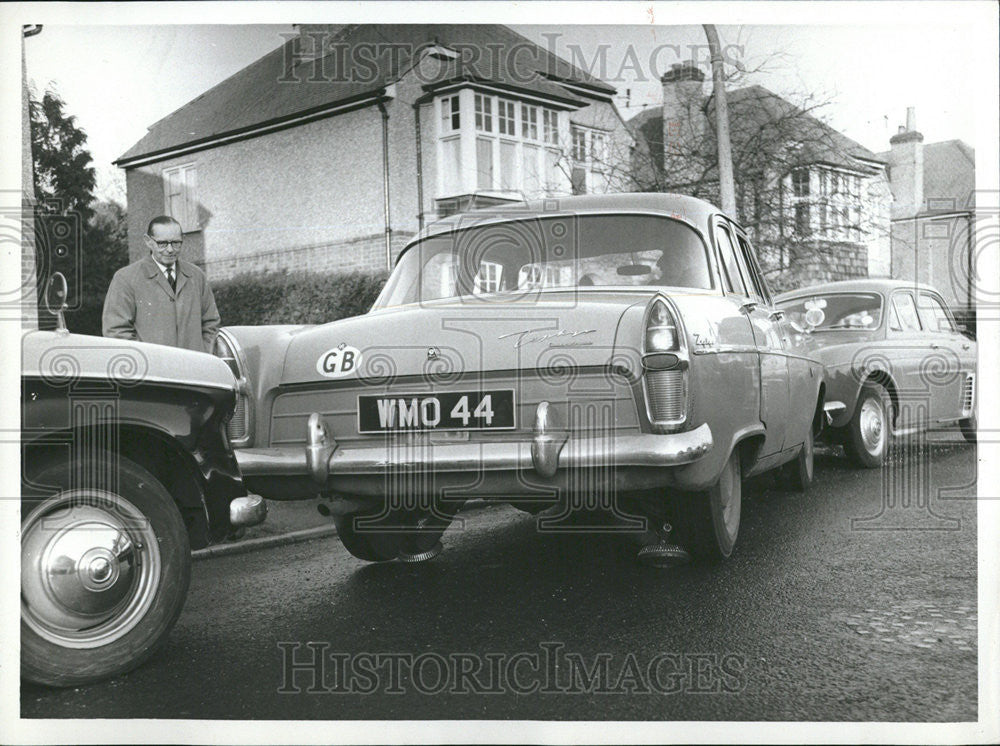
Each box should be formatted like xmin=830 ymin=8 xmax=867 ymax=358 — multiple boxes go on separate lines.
xmin=441 ymin=137 xmax=461 ymax=194
xmin=441 ymin=96 xmax=459 ymax=132
xmin=571 ymin=127 xmax=586 ymax=161
xmin=716 ymin=226 xmax=748 ymax=295
xmin=183 ymin=167 xmax=198 ymax=230
xmin=917 ymin=293 xmax=955 ymax=332
xmin=891 ymin=293 xmax=922 ymax=331
xmin=795 ymin=203 xmax=810 ymax=236
xmin=793 ymin=169 xmax=810 ymax=197
xmin=476 ymin=137 xmax=493 ymax=190
xmin=522 ymin=144 xmax=540 ymax=195
xmin=777 ymin=293 xmax=883 ymax=331
xmin=499 ymin=141 xmax=517 ymax=190
xmin=543 ymin=149 xmax=561 ymax=195
xmin=521 ymin=105 xmax=538 ymax=140
xmin=498 ymin=100 xmax=515 ymax=135
xmin=543 ymin=110 xmax=558 ymax=145
xmin=475 ymin=94 xmax=492 ymax=132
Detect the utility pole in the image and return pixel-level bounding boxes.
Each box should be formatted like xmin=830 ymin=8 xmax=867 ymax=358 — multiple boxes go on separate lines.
xmin=703 ymin=24 xmax=736 ymax=216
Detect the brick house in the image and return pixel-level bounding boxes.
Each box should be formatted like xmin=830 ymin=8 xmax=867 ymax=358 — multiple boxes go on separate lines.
xmin=877 ymin=108 xmax=976 ymax=313
xmin=115 ymin=24 xmax=633 ymax=280
xmin=627 ymin=62 xmax=892 ymax=291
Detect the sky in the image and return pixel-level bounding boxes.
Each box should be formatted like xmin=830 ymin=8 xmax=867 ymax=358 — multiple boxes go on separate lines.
xmin=23 ymin=20 xmax=980 ymax=202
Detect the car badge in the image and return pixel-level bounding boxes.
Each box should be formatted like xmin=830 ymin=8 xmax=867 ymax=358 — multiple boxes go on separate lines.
xmin=427 ymin=346 xmax=439 ymax=360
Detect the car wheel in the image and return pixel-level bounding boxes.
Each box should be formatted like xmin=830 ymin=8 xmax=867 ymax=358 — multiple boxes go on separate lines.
xmin=959 ymin=416 xmax=977 ymax=444
xmin=21 ymin=455 xmax=191 ymax=688
xmin=782 ymin=425 xmax=814 ymax=492
xmin=844 ymin=384 xmax=891 ymax=468
xmin=678 ymin=448 xmax=742 ymax=561
xmin=333 ymin=511 xmax=402 ymax=562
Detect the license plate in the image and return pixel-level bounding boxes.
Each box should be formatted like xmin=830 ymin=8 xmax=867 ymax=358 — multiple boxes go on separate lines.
xmin=358 ymin=390 xmax=515 ymax=433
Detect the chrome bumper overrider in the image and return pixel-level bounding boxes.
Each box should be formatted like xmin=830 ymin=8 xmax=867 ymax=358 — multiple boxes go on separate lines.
xmin=235 ymin=402 xmax=713 ymax=485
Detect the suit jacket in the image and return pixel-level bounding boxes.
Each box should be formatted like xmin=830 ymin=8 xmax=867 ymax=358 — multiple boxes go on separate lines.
xmin=102 ymin=255 xmax=220 ymax=353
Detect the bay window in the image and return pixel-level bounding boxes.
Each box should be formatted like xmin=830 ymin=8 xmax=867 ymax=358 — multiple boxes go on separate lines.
xmin=438 ymin=90 xmax=568 ymax=200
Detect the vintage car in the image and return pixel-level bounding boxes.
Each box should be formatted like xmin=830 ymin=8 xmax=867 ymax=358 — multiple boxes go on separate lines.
xmin=222 ymin=193 xmax=825 ymax=566
xmin=775 ymin=279 xmax=977 ymax=467
xmin=21 ymin=275 xmax=266 ymax=687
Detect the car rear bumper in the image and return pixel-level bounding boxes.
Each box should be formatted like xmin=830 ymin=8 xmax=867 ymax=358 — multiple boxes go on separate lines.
xmin=235 ymin=403 xmax=713 ymax=486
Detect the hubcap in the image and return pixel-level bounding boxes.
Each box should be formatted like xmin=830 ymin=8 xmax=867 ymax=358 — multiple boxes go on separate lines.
xmin=21 ymin=490 xmax=161 ymax=649
xmin=859 ymin=397 xmax=886 ymax=456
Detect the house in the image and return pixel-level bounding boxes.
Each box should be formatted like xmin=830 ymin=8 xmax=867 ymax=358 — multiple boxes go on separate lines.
xmin=628 ymin=62 xmax=892 ymax=291
xmin=115 ymin=24 xmax=634 ymax=280
xmin=877 ymin=108 xmax=976 ymax=314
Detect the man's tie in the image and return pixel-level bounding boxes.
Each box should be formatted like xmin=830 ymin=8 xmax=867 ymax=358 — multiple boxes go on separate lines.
xmin=166 ymin=266 xmax=176 ymax=292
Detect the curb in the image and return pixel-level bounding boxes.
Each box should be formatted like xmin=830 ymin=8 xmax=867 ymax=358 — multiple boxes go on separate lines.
xmin=192 ymin=499 xmax=493 ymax=561
xmin=192 ymin=524 xmax=338 ymax=561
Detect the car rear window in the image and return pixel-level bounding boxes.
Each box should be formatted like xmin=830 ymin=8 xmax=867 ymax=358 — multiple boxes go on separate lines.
xmin=376 ymin=214 xmax=714 ymax=307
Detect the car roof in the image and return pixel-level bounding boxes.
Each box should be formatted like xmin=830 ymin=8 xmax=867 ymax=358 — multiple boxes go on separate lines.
xmin=775 ymin=278 xmax=944 ymax=301
xmin=413 ymin=193 xmax=722 ymax=244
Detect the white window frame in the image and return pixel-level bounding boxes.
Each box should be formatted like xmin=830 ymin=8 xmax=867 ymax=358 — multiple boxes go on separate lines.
xmin=162 ymin=163 xmax=199 ymax=233
xmin=436 ymin=90 xmax=567 ymax=199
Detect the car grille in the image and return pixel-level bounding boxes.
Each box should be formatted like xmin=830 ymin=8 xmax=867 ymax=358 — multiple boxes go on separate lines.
xmin=645 ymin=369 xmax=685 ymax=423
xmin=961 ymin=373 xmax=975 ymax=416
xmin=228 ymin=394 xmax=248 ymax=441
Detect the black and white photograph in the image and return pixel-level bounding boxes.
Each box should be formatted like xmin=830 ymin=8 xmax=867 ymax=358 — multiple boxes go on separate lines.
xmin=1 ymin=1 xmax=998 ymax=743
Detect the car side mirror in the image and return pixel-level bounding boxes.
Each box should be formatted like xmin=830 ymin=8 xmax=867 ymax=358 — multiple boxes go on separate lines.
xmin=45 ymin=272 xmax=69 ymax=335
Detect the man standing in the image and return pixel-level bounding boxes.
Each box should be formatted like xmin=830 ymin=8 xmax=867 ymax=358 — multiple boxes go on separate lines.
xmin=103 ymin=215 xmax=220 ymax=353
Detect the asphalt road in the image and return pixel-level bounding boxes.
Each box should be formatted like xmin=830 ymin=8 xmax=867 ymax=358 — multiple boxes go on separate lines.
xmin=22 ymin=441 xmax=978 ymax=721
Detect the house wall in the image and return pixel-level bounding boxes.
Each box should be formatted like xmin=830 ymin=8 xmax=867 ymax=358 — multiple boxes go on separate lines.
xmin=891 ymin=213 xmax=973 ymax=309
xmin=125 ymin=104 xmax=404 ymax=281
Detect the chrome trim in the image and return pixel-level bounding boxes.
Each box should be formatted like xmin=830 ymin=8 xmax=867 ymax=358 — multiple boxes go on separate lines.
xmin=824 ymin=401 xmax=847 ymax=414
xmin=216 ymin=328 xmax=255 ymax=447
xmin=236 ymin=447 xmax=308 ymax=475
xmin=691 ymin=344 xmax=758 ymax=355
xmin=235 ymin=423 xmax=713 ymax=480
xmin=229 ymin=495 xmax=267 ymax=527
xmin=643 ymin=295 xmax=690 ymax=433
xmin=531 ymin=400 xmax=568 ymax=478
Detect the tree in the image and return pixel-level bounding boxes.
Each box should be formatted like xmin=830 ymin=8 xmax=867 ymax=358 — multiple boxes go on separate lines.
xmin=30 ymin=89 xmax=96 ymax=223
xmin=619 ymin=70 xmax=892 ymax=292
xmin=30 ymin=88 xmax=128 ymax=334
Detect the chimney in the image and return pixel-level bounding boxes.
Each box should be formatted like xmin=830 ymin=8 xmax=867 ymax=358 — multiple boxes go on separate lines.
xmin=661 ymin=61 xmax=706 ymax=174
xmin=888 ymin=106 xmax=924 ymax=218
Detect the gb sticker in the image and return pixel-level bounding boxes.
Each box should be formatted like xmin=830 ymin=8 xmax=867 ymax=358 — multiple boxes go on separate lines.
xmin=317 ymin=343 xmax=362 ymax=377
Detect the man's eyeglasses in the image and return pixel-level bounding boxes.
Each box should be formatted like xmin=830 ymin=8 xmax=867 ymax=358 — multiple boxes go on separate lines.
xmin=147 ymin=236 xmax=183 ymax=249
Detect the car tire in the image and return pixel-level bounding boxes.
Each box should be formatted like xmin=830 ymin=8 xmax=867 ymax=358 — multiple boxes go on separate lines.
xmin=844 ymin=384 xmax=891 ymax=468
xmin=333 ymin=511 xmax=402 ymax=562
xmin=959 ymin=416 xmax=977 ymax=444
xmin=21 ymin=454 xmax=191 ymax=688
xmin=678 ymin=448 xmax=742 ymax=561
xmin=782 ymin=425 xmax=814 ymax=492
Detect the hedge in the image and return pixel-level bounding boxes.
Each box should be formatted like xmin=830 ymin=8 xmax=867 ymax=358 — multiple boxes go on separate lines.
xmin=212 ymin=269 xmax=389 ymax=326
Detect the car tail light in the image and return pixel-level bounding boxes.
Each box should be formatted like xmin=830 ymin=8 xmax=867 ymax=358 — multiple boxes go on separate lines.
xmin=214 ymin=331 xmax=253 ymax=446
xmin=642 ymin=298 xmax=688 ymax=432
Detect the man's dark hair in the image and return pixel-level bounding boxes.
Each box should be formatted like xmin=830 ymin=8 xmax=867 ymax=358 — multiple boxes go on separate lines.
xmin=146 ymin=215 xmax=181 ymax=235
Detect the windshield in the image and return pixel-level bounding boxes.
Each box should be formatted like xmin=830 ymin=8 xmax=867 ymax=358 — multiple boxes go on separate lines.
xmin=777 ymin=292 xmax=883 ymax=331
xmin=374 ymin=214 xmax=713 ymax=308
